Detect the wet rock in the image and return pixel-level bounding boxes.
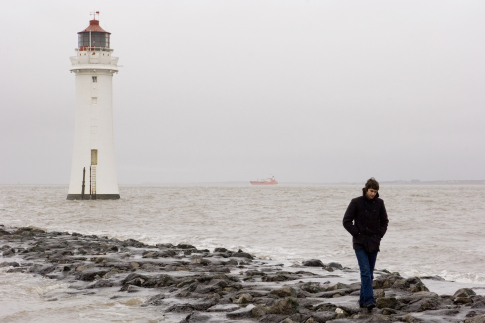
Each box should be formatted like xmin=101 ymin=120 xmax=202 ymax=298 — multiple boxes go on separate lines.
xmin=401 ymin=314 xmax=424 ymax=322
xmin=307 ymin=312 xmax=337 ymax=322
xmin=420 ymin=275 xmax=445 ymax=281
xmin=226 ymin=304 xmax=255 ymax=319
xmin=270 ymin=286 xmax=297 ymax=298
xmin=7 ymin=267 xmax=27 ymax=273
xmin=455 ymin=288 xmax=477 ymax=298
xmin=318 ymin=288 xmax=352 ymax=298
xmin=268 ymin=297 xmax=299 ymax=315
xmin=234 ymin=293 xmax=253 ymax=304
xmin=471 ymin=296 xmax=485 ymax=308
xmin=0 ymin=261 xmax=20 ymax=267
xmin=232 ymin=251 xmax=254 ymax=259
xmin=180 ymin=311 xmax=211 ymax=322
xmin=141 ymin=250 xmax=159 ymax=258
xmin=326 ymin=282 xmax=349 ymax=291
xmin=207 ymin=303 xmax=240 ymax=312
xmin=455 ymin=297 xmax=473 ymax=305
xmin=2 ymin=247 xmax=15 ymax=256
xmin=464 ymin=314 xmax=485 ymax=323
xmin=177 ymin=243 xmax=196 ymax=249
xmin=381 ymin=308 xmax=398 ymax=315
xmin=302 ymin=259 xmax=324 ymax=267
xmin=374 ymin=288 xmax=385 ymax=298
xmin=262 ymin=274 xmax=296 ymax=282
xmin=376 ymin=297 xmax=400 ymax=309
xmin=76 ymin=269 xmax=110 ymax=281
xmin=86 ymin=279 xmax=114 ymax=289
xmin=300 ymin=282 xmax=326 ymax=293
xmin=257 ymin=314 xmax=287 ymax=322
xmin=167 ymin=299 xmax=218 ymax=313
xmin=409 ymin=282 xmax=429 ymax=292
xmin=250 ymin=304 xmax=268 ymax=317
xmin=144 ymin=294 xmax=165 ymax=306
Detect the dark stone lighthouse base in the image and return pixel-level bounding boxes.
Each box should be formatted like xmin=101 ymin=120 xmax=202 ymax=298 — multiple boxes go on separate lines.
xmin=66 ymin=194 xmax=120 ymax=200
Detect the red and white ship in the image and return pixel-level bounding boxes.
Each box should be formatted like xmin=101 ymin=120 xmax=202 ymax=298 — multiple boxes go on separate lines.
xmin=250 ymin=176 xmax=278 ymax=185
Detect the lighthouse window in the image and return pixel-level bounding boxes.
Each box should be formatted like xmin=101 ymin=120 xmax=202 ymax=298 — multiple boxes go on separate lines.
xmin=91 ymin=150 xmax=98 ymax=165
xmin=92 ymin=97 xmax=97 ymax=104
xmin=78 ymin=32 xmax=110 ymax=49
xmin=92 ymin=76 xmax=97 ymax=83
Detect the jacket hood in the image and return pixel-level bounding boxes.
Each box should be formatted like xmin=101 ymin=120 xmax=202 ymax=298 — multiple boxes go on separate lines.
xmin=362 ymin=188 xmax=379 ymax=199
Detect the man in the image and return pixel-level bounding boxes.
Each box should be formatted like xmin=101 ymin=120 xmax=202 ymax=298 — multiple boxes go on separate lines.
xmin=343 ymin=177 xmax=389 ymax=311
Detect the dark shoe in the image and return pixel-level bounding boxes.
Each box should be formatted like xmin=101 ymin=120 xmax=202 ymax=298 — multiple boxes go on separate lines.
xmin=366 ymin=302 xmax=376 ymax=311
xmin=358 ymin=302 xmax=365 ymax=308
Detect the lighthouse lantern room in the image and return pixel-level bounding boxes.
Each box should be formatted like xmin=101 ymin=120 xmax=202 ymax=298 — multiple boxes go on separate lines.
xmin=67 ymin=13 xmax=120 ymax=200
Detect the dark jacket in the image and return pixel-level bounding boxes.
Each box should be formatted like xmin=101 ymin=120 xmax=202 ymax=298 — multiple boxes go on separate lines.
xmin=343 ymin=189 xmax=389 ymax=252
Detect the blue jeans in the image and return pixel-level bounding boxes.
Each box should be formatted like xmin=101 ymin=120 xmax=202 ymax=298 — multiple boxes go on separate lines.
xmin=355 ymin=248 xmax=378 ymax=306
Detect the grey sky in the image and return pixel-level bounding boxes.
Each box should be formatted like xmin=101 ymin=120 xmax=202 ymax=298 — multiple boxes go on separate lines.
xmin=1 ymin=1 xmax=484 ymax=184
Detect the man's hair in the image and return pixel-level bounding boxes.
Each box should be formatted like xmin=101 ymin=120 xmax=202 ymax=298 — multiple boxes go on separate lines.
xmin=365 ymin=177 xmax=379 ymax=191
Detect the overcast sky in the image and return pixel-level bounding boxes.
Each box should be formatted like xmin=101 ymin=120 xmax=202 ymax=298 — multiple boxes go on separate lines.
xmin=1 ymin=0 xmax=484 ymax=184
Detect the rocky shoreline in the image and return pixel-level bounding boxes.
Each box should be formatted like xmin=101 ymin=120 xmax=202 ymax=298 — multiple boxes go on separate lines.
xmin=1 ymin=225 xmax=484 ymax=323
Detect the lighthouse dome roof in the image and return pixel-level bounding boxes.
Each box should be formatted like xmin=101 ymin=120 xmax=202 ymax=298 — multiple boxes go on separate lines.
xmin=78 ymin=20 xmax=110 ymax=34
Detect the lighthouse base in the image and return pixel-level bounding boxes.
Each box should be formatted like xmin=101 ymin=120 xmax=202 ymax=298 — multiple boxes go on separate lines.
xmin=66 ymin=194 xmax=120 ymax=200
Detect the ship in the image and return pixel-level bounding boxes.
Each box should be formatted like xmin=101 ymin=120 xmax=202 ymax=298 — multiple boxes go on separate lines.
xmin=250 ymin=176 xmax=278 ymax=185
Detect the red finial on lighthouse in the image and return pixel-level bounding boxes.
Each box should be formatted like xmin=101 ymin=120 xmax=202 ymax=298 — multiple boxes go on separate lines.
xmin=90 ymin=11 xmax=100 ymax=20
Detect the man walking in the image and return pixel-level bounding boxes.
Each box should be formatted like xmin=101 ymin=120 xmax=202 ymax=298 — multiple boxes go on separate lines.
xmin=343 ymin=178 xmax=389 ymax=310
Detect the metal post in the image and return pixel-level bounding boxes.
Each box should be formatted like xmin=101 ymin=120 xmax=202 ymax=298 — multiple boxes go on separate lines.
xmin=90 ymin=166 xmax=92 ymax=196
xmin=81 ymin=167 xmax=86 ymax=200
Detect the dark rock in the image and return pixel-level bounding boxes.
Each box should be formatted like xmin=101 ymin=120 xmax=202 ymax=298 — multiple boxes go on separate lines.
xmin=0 ymin=261 xmax=20 ymax=267
xmin=76 ymin=269 xmax=110 ymax=281
xmin=0 ymin=228 xmax=11 ymax=235
xmin=2 ymin=248 xmax=15 ymax=256
xmin=268 ymin=298 xmax=299 ymax=315
xmin=409 ymin=282 xmax=429 ymax=292
xmin=381 ymin=308 xmax=398 ymax=315
xmin=251 ymin=305 xmax=268 ymax=317
xmin=307 ymin=312 xmax=337 ymax=323
xmin=86 ymin=279 xmax=114 ymax=289
xmin=376 ymin=297 xmax=400 ymax=309
xmin=246 ymin=270 xmax=267 ymax=276
xmin=234 ymin=293 xmax=253 ymax=304
xmin=156 ymin=243 xmax=173 ymax=249
xmin=214 ymin=247 xmax=228 ymax=253
xmin=327 ymin=262 xmax=343 ymax=270
xmin=144 ymin=294 xmax=165 ymax=306
xmin=226 ymin=304 xmax=255 ymax=319
xmin=326 ymin=282 xmax=349 ymax=291
xmin=262 ymin=274 xmax=297 ymax=282
xmin=300 ymin=282 xmax=326 ymax=293
xmin=418 ymin=297 xmax=442 ymax=311
xmin=464 ymin=314 xmax=485 ymax=323
xmin=455 ymin=288 xmax=477 ymax=298
xmin=7 ymin=267 xmax=27 ymax=273
xmin=420 ymin=275 xmax=445 ymax=281
xmin=181 ymin=311 xmax=211 ymax=323
xmin=258 ymin=314 xmax=287 ymax=322
xmin=401 ymin=314 xmax=424 ymax=322
xmin=302 ymin=259 xmax=324 ymax=267
xmin=232 ymin=252 xmax=254 ymax=259
xmin=270 ymin=286 xmax=297 ymax=298
xmin=177 ymin=243 xmax=196 ymax=249
xmin=455 ymin=297 xmax=474 ymax=305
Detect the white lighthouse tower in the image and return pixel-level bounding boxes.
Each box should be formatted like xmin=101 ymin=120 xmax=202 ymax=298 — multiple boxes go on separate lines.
xmin=67 ymin=14 xmax=120 ymax=200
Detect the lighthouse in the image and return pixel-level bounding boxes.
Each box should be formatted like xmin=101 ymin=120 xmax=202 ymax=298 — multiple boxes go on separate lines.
xmin=67 ymin=14 xmax=120 ymax=200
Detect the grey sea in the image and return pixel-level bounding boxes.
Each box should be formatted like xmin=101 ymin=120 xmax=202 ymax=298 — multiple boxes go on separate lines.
xmin=1 ymin=184 xmax=484 ymax=322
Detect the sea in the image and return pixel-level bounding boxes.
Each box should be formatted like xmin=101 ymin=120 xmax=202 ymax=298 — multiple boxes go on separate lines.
xmin=0 ymin=184 xmax=484 ymax=322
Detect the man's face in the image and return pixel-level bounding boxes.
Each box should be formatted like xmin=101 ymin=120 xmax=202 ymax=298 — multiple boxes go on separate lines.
xmin=366 ymin=188 xmax=378 ymax=199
